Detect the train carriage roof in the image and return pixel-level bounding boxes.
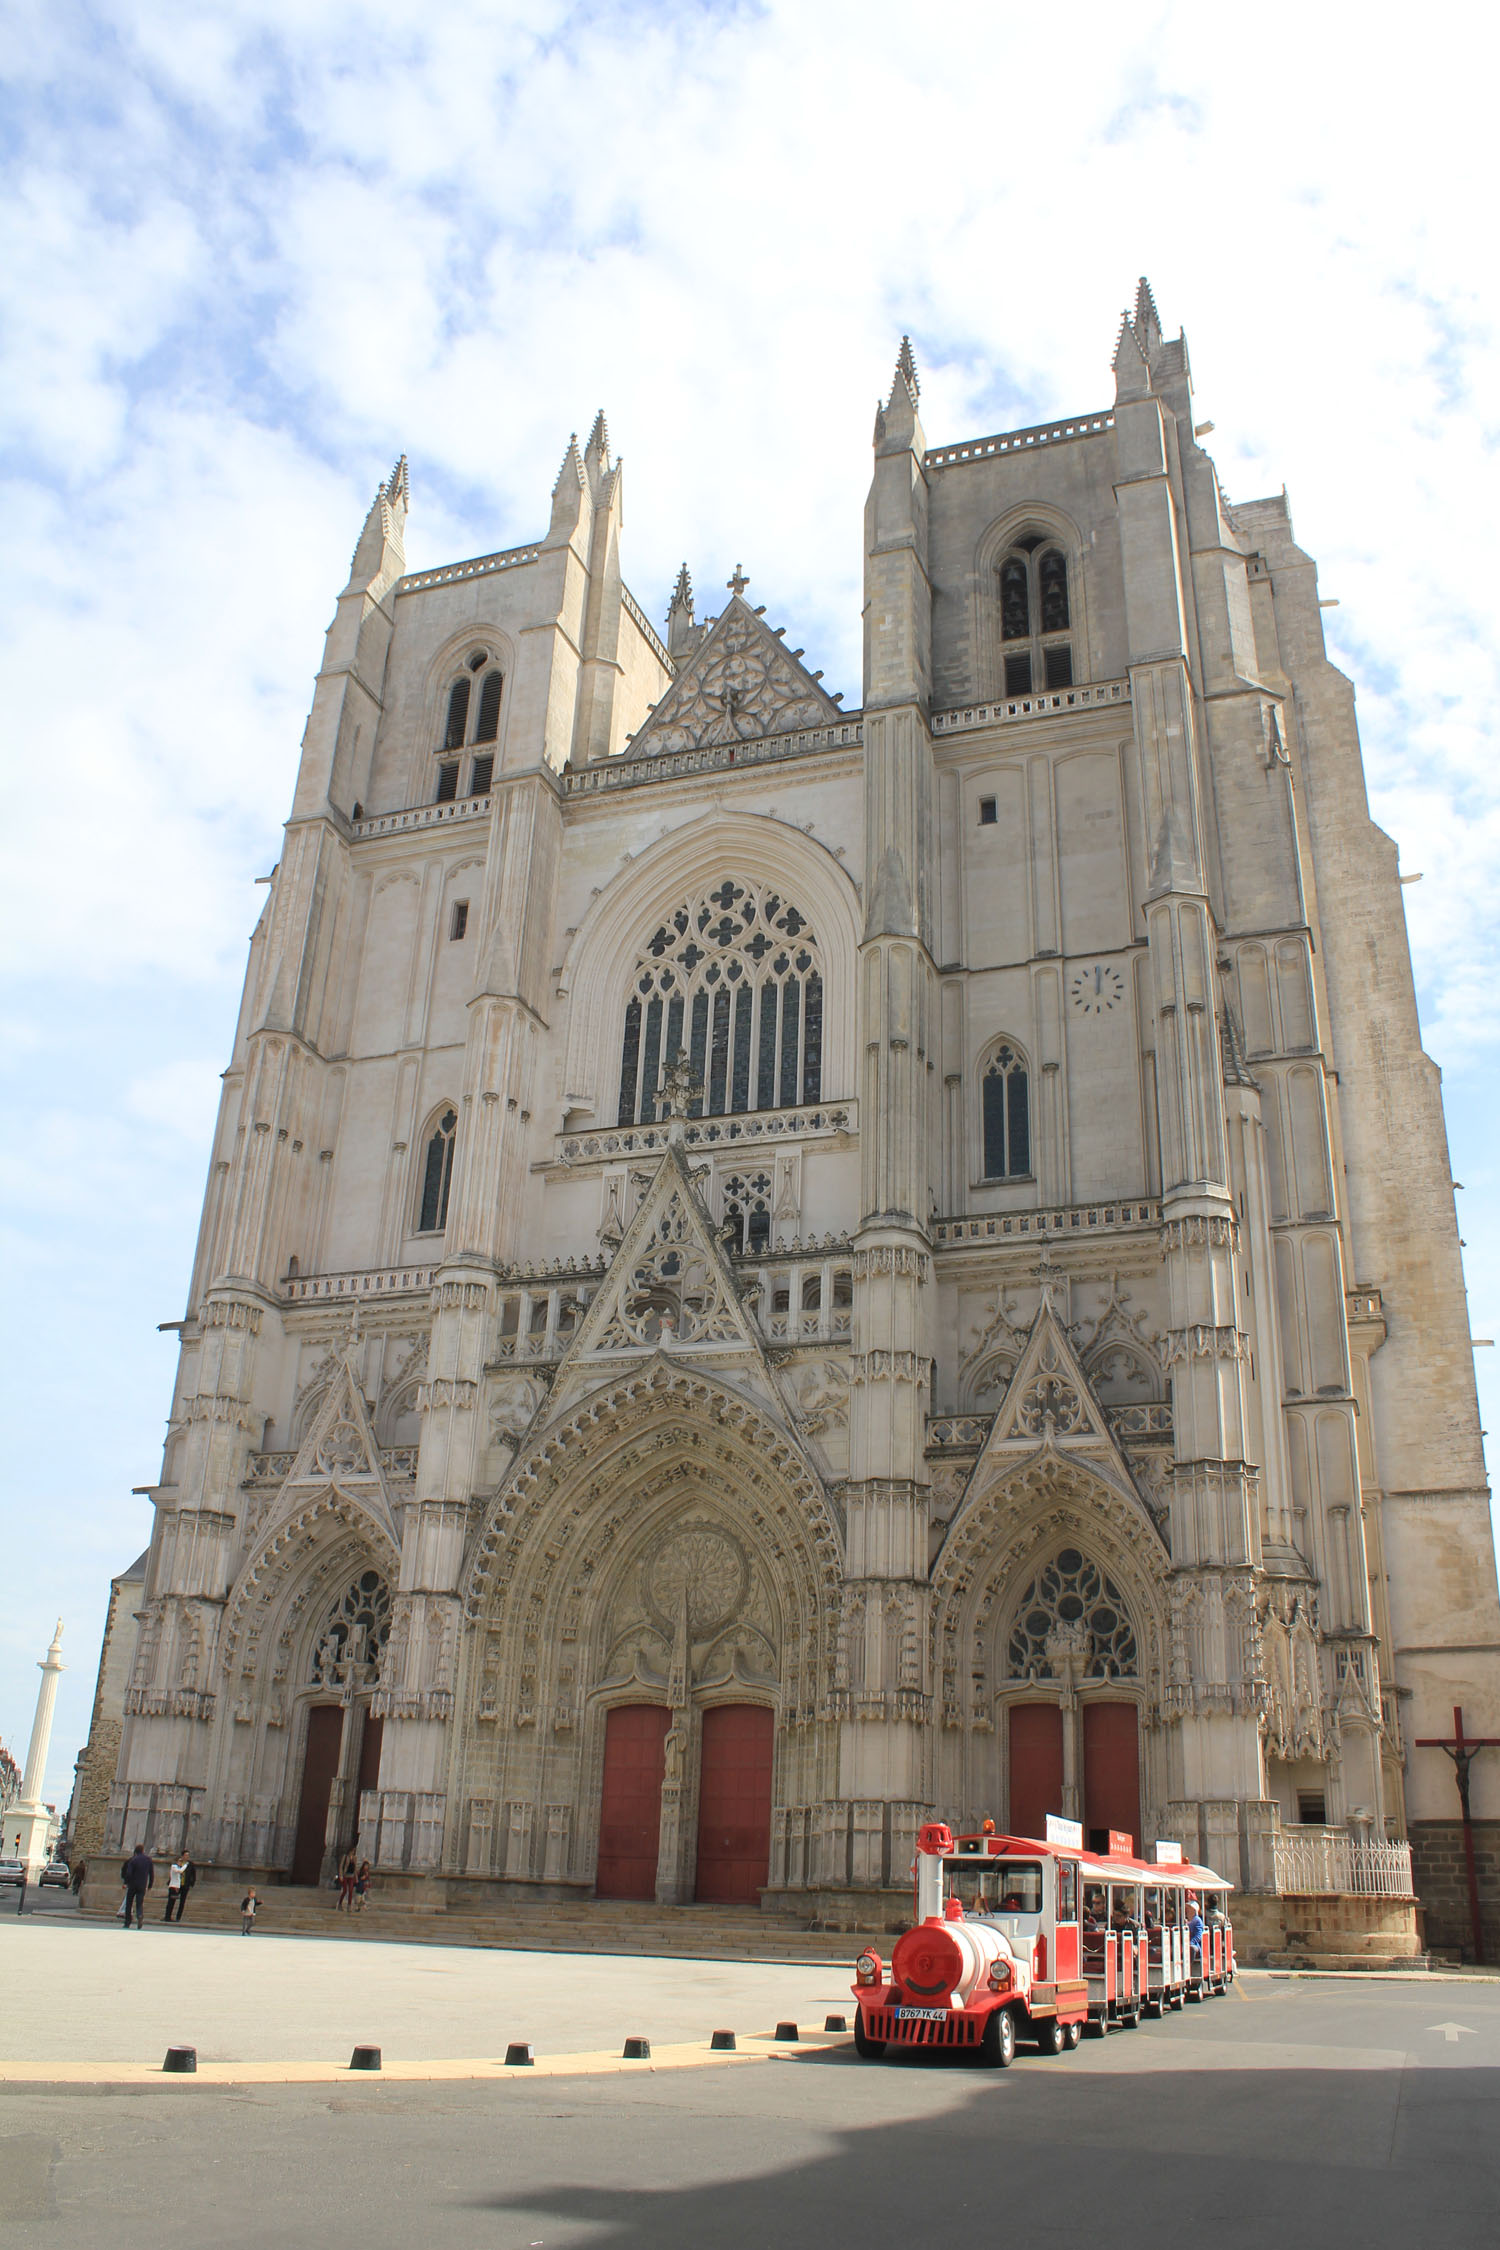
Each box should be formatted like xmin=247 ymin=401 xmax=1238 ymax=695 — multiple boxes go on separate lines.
xmin=944 ymin=1832 xmax=1233 ymax=1892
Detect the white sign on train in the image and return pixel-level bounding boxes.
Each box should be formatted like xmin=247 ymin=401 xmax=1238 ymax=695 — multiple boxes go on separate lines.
xmin=1154 ymin=1841 xmax=1184 ymax=1863
xmin=1045 ymin=1814 xmax=1084 ymax=1847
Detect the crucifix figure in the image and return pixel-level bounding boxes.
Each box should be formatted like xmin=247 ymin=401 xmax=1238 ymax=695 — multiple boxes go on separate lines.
xmin=657 ymin=1047 xmax=704 ymax=1144
xmin=1415 ymin=1704 xmax=1500 ymax=1963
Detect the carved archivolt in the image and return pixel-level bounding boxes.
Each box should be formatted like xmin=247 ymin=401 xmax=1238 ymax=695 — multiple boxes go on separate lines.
xmin=220 ymin=1493 xmax=401 ymax=1686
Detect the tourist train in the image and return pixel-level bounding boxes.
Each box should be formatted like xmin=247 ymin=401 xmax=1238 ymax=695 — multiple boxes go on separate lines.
xmin=852 ymin=1819 xmax=1234 ymax=2066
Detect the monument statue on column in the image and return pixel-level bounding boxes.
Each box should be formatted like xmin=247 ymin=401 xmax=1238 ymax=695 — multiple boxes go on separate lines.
xmin=7 ymin=1621 xmax=65 ymax=1873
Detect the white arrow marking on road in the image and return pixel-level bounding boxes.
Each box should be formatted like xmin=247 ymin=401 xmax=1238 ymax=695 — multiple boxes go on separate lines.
xmin=1428 ymin=2022 xmax=1479 ymax=2043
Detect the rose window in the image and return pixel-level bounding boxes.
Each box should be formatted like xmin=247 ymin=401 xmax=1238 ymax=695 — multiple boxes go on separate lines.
xmin=311 ymin=1569 xmax=392 ymax=1682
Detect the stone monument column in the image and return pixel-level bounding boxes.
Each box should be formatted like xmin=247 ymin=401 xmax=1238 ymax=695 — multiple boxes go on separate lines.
xmin=8 ymin=1621 xmax=65 ymax=1873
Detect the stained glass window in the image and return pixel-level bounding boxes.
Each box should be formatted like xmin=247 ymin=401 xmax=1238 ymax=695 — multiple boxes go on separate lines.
xmin=981 ymin=1045 xmax=1030 ymax=1179
xmin=1006 ymin=1549 xmax=1138 ymax=1681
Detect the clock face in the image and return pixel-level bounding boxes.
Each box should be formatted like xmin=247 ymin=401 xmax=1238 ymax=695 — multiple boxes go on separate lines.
xmin=1070 ymin=962 xmax=1127 ymax=1015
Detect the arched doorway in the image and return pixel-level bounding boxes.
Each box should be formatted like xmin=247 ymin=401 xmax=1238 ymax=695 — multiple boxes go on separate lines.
xmin=291 ymin=1706 xmax=344 ymax=1883
xmin=694 ymin=1703 xmax=773 ymax=1903
xmin=596 ymin=1705 xmax=670 ymax=1899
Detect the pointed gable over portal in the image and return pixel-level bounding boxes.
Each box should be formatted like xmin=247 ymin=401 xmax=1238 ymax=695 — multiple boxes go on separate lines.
xmin=270 ymin=1343 xmax=401 ymax=1555
xmin=627 ymin=580 xmax=842 ymax=757
xmin=542 ymin=1145 xmax=785 ymax=1424
xmin=961 ymin=1283 xmax=1162 ymax=1545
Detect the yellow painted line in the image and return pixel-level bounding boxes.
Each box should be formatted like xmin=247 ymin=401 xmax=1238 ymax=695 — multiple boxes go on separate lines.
xmin=0 ymin=2033 xmax=850 ymax=2088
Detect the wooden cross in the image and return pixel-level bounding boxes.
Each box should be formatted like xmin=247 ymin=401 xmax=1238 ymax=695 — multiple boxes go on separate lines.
xmin=1415 ymin=1705 xmax=1500 ymax=1964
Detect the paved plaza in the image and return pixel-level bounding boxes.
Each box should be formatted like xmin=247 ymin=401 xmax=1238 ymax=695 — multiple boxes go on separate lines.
xmin=2 ymin=1912 xmax=1499 ymax=2249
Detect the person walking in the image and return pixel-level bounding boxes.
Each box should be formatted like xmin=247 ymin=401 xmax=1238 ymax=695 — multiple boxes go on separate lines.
xmin=121 ymin=1844 xmax=154 ymax=1929
xmin=239 ymin=1887 xmax=258 ymax=1935
xmin=163 ymin=1854 xmax=188 ymax=1922
xmin=353 ymin=1860 xmax=371 ymax=1913
xmin=175 ymin=1853 xmax=197 ymax=1922
xmin=15 ymin=1863 xmax=27 ymax=1916
xmin=69 ymin=1859 xmax=86 ymax=1899
xmin=337 ymin=1848 xmax=356 ymax=1913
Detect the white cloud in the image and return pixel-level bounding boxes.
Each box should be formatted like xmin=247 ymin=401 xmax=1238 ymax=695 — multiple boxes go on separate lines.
xmin=3 ymin=0 xmax=1499 ymax=1782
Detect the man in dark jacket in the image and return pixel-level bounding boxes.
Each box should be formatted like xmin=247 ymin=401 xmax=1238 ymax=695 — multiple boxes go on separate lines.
xmin=121 ymin=1844 xmax=153 ymax=1929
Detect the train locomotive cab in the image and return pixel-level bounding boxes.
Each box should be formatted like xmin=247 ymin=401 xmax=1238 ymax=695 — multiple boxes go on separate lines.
xmin=851 ymin=1821 xmax=1233 ymax=2065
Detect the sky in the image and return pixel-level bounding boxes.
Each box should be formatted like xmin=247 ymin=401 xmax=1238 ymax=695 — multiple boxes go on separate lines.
xmin=2 ymin=0 xmax=1498 ymax=1808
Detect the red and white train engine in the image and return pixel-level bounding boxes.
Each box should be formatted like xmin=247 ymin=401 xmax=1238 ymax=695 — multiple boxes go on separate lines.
xmin=852 ymin=1822 xmax=1234 ymax=2066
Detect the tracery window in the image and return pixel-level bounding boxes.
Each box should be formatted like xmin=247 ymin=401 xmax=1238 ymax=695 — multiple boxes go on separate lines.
xmin=996 ymin=537 xmax=1074 ymax=696
xmin=721 ymin=1169 xmax=772 ymax=1254
xmin=1006 ymin=1549 xmax=1138 ymax=1681
xmin=981 ymin=1042 xmax=1031 ymax=1179
xmin=617 ymin=881 xmax=823 ymax=1126
xmin=311 ymin=1569 xmax=392 ymax=1683
xmin=417 ymin=1107 xmax=457 ymax=1233
xmin=435 ymin=651 xmax=503 ymax=799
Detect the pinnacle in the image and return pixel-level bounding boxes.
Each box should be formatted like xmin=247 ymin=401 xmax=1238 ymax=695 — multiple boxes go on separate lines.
xmin=384 ymin=453 xmax=409 ymax=506
xmin=552 ymin=432 xmax=585 ymax=495
xmin=1134 ymin=276 xmax=1163 ymax=347
xmin=586 ymin=409 xmax=610 ymax=461
xmin=895 ymin=334 xmax=920 ymax=397
xmin=668 ymin=562 xmax=694 ymax=616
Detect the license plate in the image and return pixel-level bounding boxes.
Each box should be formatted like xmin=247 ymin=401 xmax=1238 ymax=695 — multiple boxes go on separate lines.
xmin=895 ymin=2006 xmax=949 ymax=2021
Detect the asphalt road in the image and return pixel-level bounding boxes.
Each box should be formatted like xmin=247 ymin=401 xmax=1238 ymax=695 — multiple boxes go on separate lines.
xmin=2 ymin=1932 xmax=1497 ymax=2250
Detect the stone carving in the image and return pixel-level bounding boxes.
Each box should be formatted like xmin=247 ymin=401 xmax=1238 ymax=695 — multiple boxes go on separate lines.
xmin=315 ymin=1419 xmax=368 ymax=1477
xmin=793 ymin=1357 xmax=850 ymax=1434
xmin=629 ymin=597 xmax=840 ymax=756
xmin=1005 ymin=1548 xmax=1138 ymax=1681
xmin=645 ymin=1524 xmax=749 ymax=1638
xmin=488 ymin=1375 xmax=544 ymax=1452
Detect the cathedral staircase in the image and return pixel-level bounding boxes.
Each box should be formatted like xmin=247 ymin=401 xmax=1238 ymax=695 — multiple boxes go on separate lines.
xmin=83 ymin=1888 xmax=875 ymax=1964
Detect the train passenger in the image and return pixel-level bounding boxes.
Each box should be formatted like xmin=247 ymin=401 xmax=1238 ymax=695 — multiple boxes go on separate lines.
xmin=1186 ymin=1899 xmax=1205 ymax=1973
xmin=1083 ymin=1885 xmax=1106 ymax=1929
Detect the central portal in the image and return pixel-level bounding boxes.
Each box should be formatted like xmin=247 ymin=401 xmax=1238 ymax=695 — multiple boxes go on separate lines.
xmin=596 ymin=1704 xmax=671 ymax=1899
xmin=694 ymin=1703 xmax=773 ymax=1904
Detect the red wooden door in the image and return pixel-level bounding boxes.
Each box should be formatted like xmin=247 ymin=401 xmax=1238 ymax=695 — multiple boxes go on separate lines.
xmin=1008 ymin=1704 xmax=1064 ymax=1840
xmin=356 ymin=1713 xmax=384 ymax=1797
xmin=1083 ymin=1701 xmax=1140 ymax=1854
xmin=694 ymin=1704 xmax=774 ymax=1904
xmin=291 ymin=1705 xmax=344 ymax=1884
xmin=596 ymin=1705 xmax=670 ymax=1900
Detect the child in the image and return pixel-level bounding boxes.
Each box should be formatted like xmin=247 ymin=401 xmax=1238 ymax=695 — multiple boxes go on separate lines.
xmin=353 ymin=1861 xmax=370 ymax=1913
xmin=240 ymin=1887 xmax=258 ymax=1935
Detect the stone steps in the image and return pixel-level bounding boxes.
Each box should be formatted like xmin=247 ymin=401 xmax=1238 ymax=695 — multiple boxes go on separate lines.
xmin=86 ymin=1892 xmax=868 ymax=1964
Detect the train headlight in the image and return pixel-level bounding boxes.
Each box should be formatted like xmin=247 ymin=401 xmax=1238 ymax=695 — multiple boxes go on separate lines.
xmin=987 ymin=1958 xmax=1012 ymax=1992
xmin=855 ymin=1950 xmax=884 ymax=1987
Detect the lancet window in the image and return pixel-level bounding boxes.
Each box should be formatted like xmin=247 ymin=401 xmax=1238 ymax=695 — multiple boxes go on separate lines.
xmin=616 ymin=881 xmax=823 ymax=1126
xmin=721 ymin=1169 xmax=772 ymax=1254
xmin=1006 ymin=1549 xmax=1138 ymax=1681
xmin=417 ymin=1107 xmax=457 ymax=1233
xmin=311 ymin=1569 xmax=392 ymax=1683
xmin=996 ymin=537 xmax=1074 ymax=696
xmin=981 ymin=1042 xmax=1031 ymax=1179
xmin=434 ymin=649 xmax=503 ymax=801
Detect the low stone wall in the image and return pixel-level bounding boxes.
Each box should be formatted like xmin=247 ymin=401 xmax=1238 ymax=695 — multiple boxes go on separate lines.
xmin=1230 ymin=1888 xmax=1422 ymax=1967
xmin=1409 ymin=1820 xmax=1500 ymax=1961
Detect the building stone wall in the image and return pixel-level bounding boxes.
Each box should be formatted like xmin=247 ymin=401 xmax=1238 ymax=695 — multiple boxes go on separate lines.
xmin=66 ymin=1552 xmax=147 ymax=1861
xmin=105 ymin=290 xmax=1500 ymax=1936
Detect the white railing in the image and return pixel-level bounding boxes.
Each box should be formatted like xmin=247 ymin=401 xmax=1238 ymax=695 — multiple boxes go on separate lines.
xmin=398 ymin=544 xmax=543 ymax=594
xmin=930 ymin=680 xmax=1130 ymax=734
xmin=925 ymin=409 xmax=1115 ymax=469
xmin=569 ymin=719 xmax=863 ymax=793
xmin=352 ymin=796 xmax=491 ymax=840
xmin=934 ymin=1198 xmax=1161 ymax=1246
xmin=283 ymin=1264 xmax=440 ymax=1302
xmin=1273 ymin=1828 xmax=1414 ymax=1897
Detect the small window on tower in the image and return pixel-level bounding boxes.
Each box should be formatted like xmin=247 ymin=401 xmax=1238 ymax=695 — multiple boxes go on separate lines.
xmin=444 ymin=677 xmax=471 ymax=749
xmin=450 ymin=901 xmax=469 ymax=941
xmin=1044 ymin=645 xmax=1073 ymax=690
xmin=1004 ymin=653 xmax=1033 ymax=698
xmin=999 ymin=556 xmax=1030 ymax=642
xmin=1296 ymin=1792 xmax=1327 ymax=1826
xmin=474 ymin=671 xmax=504 ymax=743
xmin=469 ymin=753 xmax=493 ymax=795
xmin=978 ymin=797 xmax=998 ymax=826
xmin=435 ymin=762 xmax=459 ymax=802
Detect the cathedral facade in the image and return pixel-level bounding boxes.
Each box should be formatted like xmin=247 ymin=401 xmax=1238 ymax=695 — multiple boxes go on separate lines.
xmin=109 ymin=284 xmax=1500 ymax=1943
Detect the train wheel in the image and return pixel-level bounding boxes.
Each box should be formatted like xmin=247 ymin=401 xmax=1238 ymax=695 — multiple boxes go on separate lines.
xmin=1119 ymin=2005 xmax=1140 ymax=2030
xmin=1037 ymin=2015 xmax=1066 ymax=2057
xmin=1085 ymin=2013 xmax=1106 ymax=2039
xmin=981 ymin=2007 xmax=1017 ymax=2068
xmin=1064 ymin=2019 xmax=1083 ymax=2050
xmin=853 ymin=2018 xmax=885 ymax=2060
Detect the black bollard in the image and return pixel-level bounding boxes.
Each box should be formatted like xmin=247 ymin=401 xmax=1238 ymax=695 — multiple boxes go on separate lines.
xmin=349 ymin=2045 xmax=382 ymax=2071
xmin=824 ymin=2015 xmax=848 ymax=2033
xmin=163 ymin=2045 xmax=197 ymax=2074
xmin=504 ymin=2043 xmax=534 ymax=2066
xmin=774 ymin=2021 xmax=799 ymax=2041
xmin=622 ymin=2037 xmax=651 ymax=2059
xmin=710 ymin=2030 xmax=736 ymax=2050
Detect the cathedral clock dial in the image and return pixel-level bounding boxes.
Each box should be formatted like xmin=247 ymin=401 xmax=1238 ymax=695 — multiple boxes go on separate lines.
xmin=1070 ymin=962 xmax=1126 ymax=1015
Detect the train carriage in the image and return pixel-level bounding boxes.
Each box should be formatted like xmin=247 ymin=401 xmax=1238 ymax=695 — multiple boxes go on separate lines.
xmin=852 ymin=1820 xmax=1234 ymax=2066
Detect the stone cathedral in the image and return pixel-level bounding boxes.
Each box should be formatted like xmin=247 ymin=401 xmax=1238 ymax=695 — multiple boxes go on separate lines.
xmin=109 ymin=282 xmax=1500 ymax=1954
